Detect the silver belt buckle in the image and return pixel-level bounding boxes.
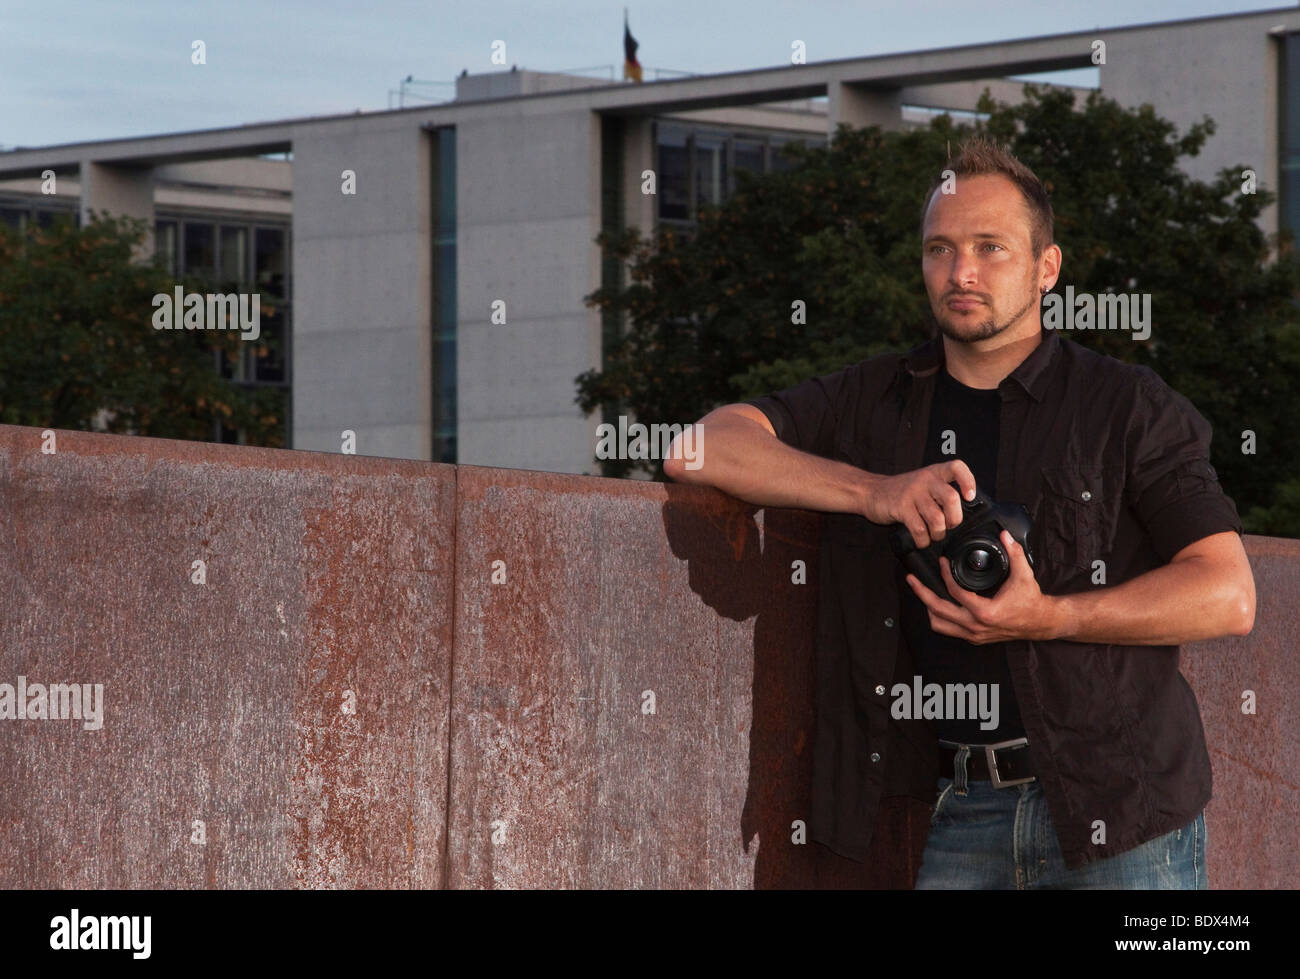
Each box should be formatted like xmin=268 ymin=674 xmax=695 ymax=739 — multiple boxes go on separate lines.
xmin=984 ymin=737 xmax=1034 ymax=788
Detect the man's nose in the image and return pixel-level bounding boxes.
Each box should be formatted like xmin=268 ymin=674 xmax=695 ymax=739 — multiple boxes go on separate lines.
xmin=949 ymin=251 xmax=979 ymax=289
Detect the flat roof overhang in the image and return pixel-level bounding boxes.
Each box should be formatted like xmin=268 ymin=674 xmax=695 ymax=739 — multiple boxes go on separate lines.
xmin=2 ymin=6 xmax=1296 ymax=177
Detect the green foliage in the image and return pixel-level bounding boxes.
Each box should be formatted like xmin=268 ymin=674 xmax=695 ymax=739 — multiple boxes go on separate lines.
xmin=579 ymin=85 xmax=1300 ymax=537
xmin=579 ymin=122 xmax=957 ymax=429
xmin=0 ymin=213 xmax=284 ymax=445
xmin=1243 ymin=476 xmax=1300 ymax=537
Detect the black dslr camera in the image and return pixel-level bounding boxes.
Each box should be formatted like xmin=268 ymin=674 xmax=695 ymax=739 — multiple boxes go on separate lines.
xmin=888 ymin=485 xmax=1035 ymax=601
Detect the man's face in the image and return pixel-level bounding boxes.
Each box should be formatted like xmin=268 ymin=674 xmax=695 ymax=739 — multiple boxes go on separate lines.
xmin=921 ymin=174 xmax=1042 ymax=344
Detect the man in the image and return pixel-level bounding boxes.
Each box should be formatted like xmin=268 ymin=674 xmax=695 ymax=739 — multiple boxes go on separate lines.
xmin=664 ymin=136 xmax=1255 ymax=889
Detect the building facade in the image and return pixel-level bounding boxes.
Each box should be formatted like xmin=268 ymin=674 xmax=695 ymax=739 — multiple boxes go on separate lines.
xmin=2 ymin=8 xmax=1297 ymax=472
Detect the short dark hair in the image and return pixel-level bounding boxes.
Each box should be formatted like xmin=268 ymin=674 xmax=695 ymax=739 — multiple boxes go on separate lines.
xmin=920 ymin=136 xmax=1054 ymax=257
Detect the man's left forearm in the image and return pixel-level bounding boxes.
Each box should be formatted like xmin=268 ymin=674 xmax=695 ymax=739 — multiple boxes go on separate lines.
xmin=1048 ymin=540 xmax=1255 ymax=645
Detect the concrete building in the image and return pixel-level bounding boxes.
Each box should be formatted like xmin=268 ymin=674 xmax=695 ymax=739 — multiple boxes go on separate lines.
xmin=2 ymin=7 xmax=1298 ymax=473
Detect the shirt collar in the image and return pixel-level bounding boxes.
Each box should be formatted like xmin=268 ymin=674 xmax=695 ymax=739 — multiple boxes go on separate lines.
xmin=899 ymin=328 xmax=1060 ymax=403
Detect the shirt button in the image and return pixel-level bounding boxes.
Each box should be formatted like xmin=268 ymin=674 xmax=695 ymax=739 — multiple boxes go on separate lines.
xmin=870 ymin=752 xmax=881 ymax=763
xmin=875 ymin=684 xmax=886 ymax=696
xmin=1081 ymin=490 xmax=1092 ymax=502
xmin=884 ymin=617 xmax=895 ymax=628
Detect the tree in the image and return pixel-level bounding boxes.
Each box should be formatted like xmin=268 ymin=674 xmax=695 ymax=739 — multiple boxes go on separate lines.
xmin=578 ymin=85 xmax=1300 ymax=537
xmin=0 ymin=213 xmax=284 ymax=445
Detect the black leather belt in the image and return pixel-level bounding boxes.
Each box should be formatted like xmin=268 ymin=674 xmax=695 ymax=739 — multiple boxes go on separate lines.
xmin=939 ymin=738 xmax=1036 ymax=787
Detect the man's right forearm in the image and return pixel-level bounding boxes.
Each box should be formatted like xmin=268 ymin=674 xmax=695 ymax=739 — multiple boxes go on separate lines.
xmin=666 ymin=409 xmax=874 ymax=515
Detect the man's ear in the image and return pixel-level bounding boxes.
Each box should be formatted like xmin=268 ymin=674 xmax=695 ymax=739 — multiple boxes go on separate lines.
xmin=1039 ymin=243 xmax=1063 ymax=292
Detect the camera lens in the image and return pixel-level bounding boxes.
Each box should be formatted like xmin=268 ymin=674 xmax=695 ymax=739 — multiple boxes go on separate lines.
xmin=950 ymin=537 xmax=1009 ymax=594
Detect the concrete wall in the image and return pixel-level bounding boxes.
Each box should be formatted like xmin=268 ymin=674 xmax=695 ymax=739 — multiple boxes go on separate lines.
xmin=0 ymin=423 xmax=1295 ymax=888
xmin=78 ymin=160 xmax=155 ymax=257
xmin=454 ymin=106 xmax=605 ymax=475
xmin=1101 ymin=9 xmax=1300 ymax=236
xmin=0 ymin=158 xmax=292 ymax=219
xmin=0 ymin=425 xmax=452 ymax=887
xmin=290 ymin=119 xmax=434 ymax=461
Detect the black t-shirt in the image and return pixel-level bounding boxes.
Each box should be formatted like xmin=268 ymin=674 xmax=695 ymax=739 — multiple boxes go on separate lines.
xmin=896 ymin=365 xmax=1026 ymax=743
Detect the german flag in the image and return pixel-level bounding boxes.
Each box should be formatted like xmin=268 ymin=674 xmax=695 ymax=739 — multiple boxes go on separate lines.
xmin=623 ymin=10 xmax=642 ymax=83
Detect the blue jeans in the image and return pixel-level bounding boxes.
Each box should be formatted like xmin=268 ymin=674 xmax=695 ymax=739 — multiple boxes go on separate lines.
xmin=915 ymin=771 xmax=1208 ymax=890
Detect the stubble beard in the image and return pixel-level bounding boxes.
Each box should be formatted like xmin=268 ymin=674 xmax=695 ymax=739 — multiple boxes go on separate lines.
xmin=935 ymin=285 xmax=1038 ymax=344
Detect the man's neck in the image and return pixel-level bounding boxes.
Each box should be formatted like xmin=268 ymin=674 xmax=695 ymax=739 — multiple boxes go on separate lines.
xmin=941 ymin=324 xmax=1043 ymax=390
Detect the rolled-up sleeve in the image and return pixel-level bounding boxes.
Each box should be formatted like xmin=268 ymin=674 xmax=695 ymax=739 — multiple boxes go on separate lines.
xmin=743 ymin=362 xmax=863 ymax=460
xmin=1125 ymin=367 xmax=1243 ymax=562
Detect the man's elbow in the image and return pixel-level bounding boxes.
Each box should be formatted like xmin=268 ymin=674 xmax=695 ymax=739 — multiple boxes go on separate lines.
xmin=663 ymin=439 xmax=701 ymax=482
xmin=1231 ymin=585 xmax=1256 ymax=636
xmin=1224 ymin=567 xmax=1256 ymax=636
xmin=663 ymin=453 xmax=686 ymax=481
xmin=664 ymin=423 xmax=709 ymax=482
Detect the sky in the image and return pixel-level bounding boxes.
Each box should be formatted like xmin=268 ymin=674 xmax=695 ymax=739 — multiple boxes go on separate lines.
xmin=0 ymin=0 xmax=1287 ymax=149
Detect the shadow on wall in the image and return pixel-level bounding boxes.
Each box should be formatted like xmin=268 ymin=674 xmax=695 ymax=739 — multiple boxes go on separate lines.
xmin=660 ymin=494 xmax=930 ymax=888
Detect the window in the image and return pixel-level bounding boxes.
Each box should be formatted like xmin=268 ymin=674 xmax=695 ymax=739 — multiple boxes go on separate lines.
xmin=1280 ymin=32 xmax=1300 ymax=236
xmin=155 ymin=213 xmax=292 ymax=445
xmin=657 ymin=123 xmax=690 ymax=222
xmin=732 ymin=139 xmax=765 ymax=191
xmin=654 ymin=121 xmax=824 ymax=225
xmin=155 ymin=220 xmax=177 ymax=274
xmin=254 ymin=227 xmax=285 ymax=298
xmin=183 ymin=222 xmax=215 ymax=279
xmin=0 ymin=200 xmax=79 ymax=233
xmin=693 ymin=134 xmax=727 ymax=212
xmin=219 ymin=226 xmax=247 ymax=290
xmin=431 ymin=125 xmax=457 ymax=464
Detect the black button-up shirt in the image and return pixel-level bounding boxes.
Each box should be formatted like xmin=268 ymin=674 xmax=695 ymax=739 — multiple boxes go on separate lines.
xmin=745 ymin=328 xmax=1243 ymax=869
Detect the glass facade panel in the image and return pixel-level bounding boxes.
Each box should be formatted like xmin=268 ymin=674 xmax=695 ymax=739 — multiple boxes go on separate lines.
xmin=657 ymin=123 xmax=690 ymax=221
xmin=693 ymin=134 xmax=727 ymax=211
xmin=219 ymin=226 xmax=247 ymax=290
xmin=769 ymin=138 xmax=802 ymax=173
xmin=254 ymin=227 xmax=286 ymax=298
xmin=253 ymin=302 xmax=286 ymax=383
xmin=432 ymin=126 xmax=458 ymax=464
xmin=0 ymin=201 xmax=78 ymax=233
xmin=155 ymin=220 xmax=177 ymax=274
xmin=654 ymin=121 xmax=824 ymax=224
xmin=149 ymin=215 xmax=292 ymax=442
xmin=733 ymin=138 xmax=765 ymax=189
xmin=1280 ymin=33 xmax=1300 ymax=236
xmin=250 ymin=227 xmax=289 ymax=384
xmin=184 ymin=221 xmax=215 ymax=280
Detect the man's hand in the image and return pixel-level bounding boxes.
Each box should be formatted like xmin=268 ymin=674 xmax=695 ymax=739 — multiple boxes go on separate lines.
xmin=905 ymin=530 xmax=1063 ymax=643
xmin=862 ymin=460 xmax=979 ymax=550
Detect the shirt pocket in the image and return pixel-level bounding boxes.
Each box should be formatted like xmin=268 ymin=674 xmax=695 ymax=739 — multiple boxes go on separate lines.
xmin=1038 ymin=465 xmax=1108 ymax=574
